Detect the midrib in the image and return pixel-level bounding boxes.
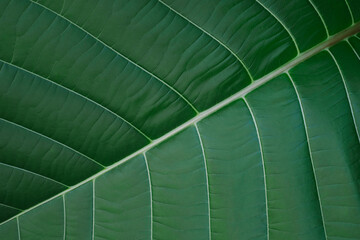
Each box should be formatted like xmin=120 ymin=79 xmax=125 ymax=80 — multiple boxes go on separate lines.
xmin=1 ymin=21 xmax=360 ymax=227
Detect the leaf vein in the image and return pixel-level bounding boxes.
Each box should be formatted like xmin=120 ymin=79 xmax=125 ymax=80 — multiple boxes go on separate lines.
xmin=143 ymin=153 xmax=153 ymax=240
xmin=0 ymin=161 xmax=68 ymax=188
xmin=0 ymin=203 xmax=23 ymax=212
xmin=242 ymin=97 xmax=269 ymax=240
xmin=194 ymin=124 xmax=211 ymax=240
xmin=327 ymin=49 xmax=360 ymax=142
xmin=0 ymin=58 xmax=151 ymax=142
xmin=307 ymin=0 xmax=329 ymax=37
xmin=29 ymin=0 xmax=199 ymax=114
xmin=157 ymin=0 xmax=254 ymax=82
xmin=0 ymin=117 xmax=104 ymax=169
xmin=1 ymin=22 xmax=359 ymax=227
xmin=287 ymin=72 xmax=328 ymax=240
xmin=255 ymin=0 xmax=299 ymax=54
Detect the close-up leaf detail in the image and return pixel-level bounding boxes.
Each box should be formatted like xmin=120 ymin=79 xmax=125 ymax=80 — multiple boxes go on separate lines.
xmin=0 ymin=0 xmax=360 ymax=239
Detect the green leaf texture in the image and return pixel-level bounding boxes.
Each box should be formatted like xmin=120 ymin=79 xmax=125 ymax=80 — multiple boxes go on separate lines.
xmin=0 ymin=0 xmax=360 ymax=239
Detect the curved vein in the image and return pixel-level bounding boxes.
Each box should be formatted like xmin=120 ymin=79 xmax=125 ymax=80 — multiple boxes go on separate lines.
xmin=287 ymin=72 xmax=328 ymax=240
xmin=0 ymin=203 xmax=23 ymax=212
xmin=157 ymin=0 xmax=254 ymax=82
xmin=62 ymin=195 xmax=66 ymax=240
xmin=143 ymin=153 xmax=153 ymax=240
xmin=1 ymin=23 xmax=359 ymax=227
xmin=194 ymin=124 xmax=211 ymax=240
xmin=327 ymin=49 xmax=360 ymax=142
xmin=347 ymin=39 xmax=360 ymax=60
xmin=344 ymin=0 xmax=354 ymax=24
xmin=0 ymin=117 xmax=104 ymax=169
xmin=242 ymin=97 xmax=269 ymax=240
xmin=16 ymin=217 xmax=20 ymax=240
xmin=0 ymin=58 xmax=151 ymax=143
xmin=0 ymin=161 xmax=68 ymax=188
xmin=92 ymin=179 xmax=95 ymax=240
xmin=308 ymin=0 xmax=329 ymax=37
xmin=29 ymin=0 xmax=199 ymax=114
xmin=256 ymin=0 xmax=299 ymax=54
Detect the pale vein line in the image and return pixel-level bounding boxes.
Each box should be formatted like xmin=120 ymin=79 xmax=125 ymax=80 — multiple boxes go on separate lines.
xmin=0 ymin=203 xmax=22 ymax=212
xmin=242 ymin=97 xmax=269 ymax=240
xmin=355 ymin=35 xmax=360 ymax=40
xmin=327 ymin=49 xmax=360 ymax=142
xmin=194 ymin=124 xmax=211 ymax=240
xmin=256 ymin=0 xmax=299 ymax=54
xmin=308 ymin=0 xmax=329 ymax=37
xmin=62 ymin=195 xmax=66 ymax=240
xmin=0 ymin=117 xmax=104 ymax=169
xmin=29 ymin=0 xmax=199 ymax=114
xmin=1 ymin=22 xmax=359 ymax=227
xmin=16 ymin=217 xmax=21 ymax=240
xmin=287 ymin=72 xmax=328 ymax=240
xmin=143 ymin=153 xmax=153 ymax=240
xmin=158 ymin=0 xmax=254 ymax=82
xmin=0 ymin=59 xmax=151 ymax=143
xmin=346 ymin=39 xmax=360 ymax=60
xmin=0 ymin=161 xmax=68 ymax=187
xmin=92 ymin=179 xmax=95 ymax=240
xmin=59 ymin=0 xmax=66 ymax=14
xmin=344 ymin=0 xmax=355 ymax=25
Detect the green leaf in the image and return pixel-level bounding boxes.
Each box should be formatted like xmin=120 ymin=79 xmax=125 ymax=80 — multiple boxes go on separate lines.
xmin=0 ymin=0 xmax=360 ymax=239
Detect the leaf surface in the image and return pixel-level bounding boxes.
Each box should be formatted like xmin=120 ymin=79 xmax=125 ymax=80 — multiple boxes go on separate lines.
xmin=0 ymin=0 xmax=360 ymax=239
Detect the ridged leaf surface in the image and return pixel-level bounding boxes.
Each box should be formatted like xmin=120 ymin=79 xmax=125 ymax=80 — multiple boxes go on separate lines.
xmin=0 ymin=0 xmax=360 ymax=239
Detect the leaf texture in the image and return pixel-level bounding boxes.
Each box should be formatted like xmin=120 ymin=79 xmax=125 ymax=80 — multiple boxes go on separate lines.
xmin=0 ymin=0 xmax=360 ymax=239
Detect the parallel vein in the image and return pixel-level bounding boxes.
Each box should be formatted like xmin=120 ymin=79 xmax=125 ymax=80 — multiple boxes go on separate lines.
xmin=62 ymin=195 xmax=66 ymax=240
xmin=287 ymin=72 xmax=328 ymax=240
xmin=92 ymin=180 xmax=95 ymax=240
xmin=327 ymin=49 xmax=360 ymax=142
xmin=308 ymin=0 xmax=329 ymax=37
xmin=158 ymin=0 xmax=254 ymax=82
xmin=194 ymin=124 xmax=211 ymax=240
xmin=347 ymin=39 xmax=360 ymax=59
xmin=242 ymin=97 xmax=269 ymax=240
xmin=16 ymin=217 xmax=20 ymax=240
xmin=0 ymin=117 xmax=104 ymax=169
xmin=1 ymin=21 xmax=359 ymax=227
xmin=143 ymin=153 xmax=153 ymax=240
xmin=0 ymin=59 xmax=151 ymax=142
xmin=344 ymin=0 xmax=355 ymax=24
xmin=29 ymin=0 xmax=199 ymax=114
xmin=0 ymin=161 xmax=68 ymax=188
xmin=255 ymin=0 xmax=300 ymax=54
xmin=0 ymin=203 xmax=22 ymax=212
